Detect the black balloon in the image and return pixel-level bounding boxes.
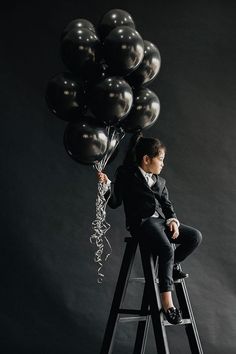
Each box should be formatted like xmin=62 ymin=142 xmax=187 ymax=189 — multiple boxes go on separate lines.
xmin=98 ymin=8 xmax=135 ymax=40
xmin=45 ymin=72 xmax=86 ymax=121
xmin=104 ymin=26 xmax=144 ymax=76
xmin=61 ymin=28 xmax=102 ymax=78
xmin=64 ymin=117 xmax=109 ymax=164
xmin=61 ymin=18 xmax=96 ymax=39
xmin=89 ymin=76 xmax=133 ymax=125
xmin=84 ymin=62 xmax=109 ymax=90
xmin=121 ymin=88 xmax=160 ymax=132
xmin=127 ymin=40 xmax=161 ymax=87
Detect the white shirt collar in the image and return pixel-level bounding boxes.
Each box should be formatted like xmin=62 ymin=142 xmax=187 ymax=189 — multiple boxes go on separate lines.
xmin=138 ymin=166 xmax=153 ymax=178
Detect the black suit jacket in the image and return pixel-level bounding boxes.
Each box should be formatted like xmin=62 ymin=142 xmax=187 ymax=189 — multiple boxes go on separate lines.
xmin=106 ymin=165 xmax=177 ymax=231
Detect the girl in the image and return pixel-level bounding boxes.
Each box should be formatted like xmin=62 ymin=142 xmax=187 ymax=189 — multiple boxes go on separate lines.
xmin=97 ymin=134 xmax=202 ymax=324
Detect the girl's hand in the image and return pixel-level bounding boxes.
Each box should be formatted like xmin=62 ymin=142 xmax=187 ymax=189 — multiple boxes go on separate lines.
xmin=169 ymin=221 xmax=179 ymax=239
xmin=97 ymin=171 xmax=109 ymax=184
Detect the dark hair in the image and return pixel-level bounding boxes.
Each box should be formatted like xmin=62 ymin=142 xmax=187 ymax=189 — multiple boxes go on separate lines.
xmin=123 ymin=132 xmax=166 ymax=167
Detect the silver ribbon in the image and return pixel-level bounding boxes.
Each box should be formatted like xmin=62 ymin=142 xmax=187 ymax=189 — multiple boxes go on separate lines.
xmin=90 ymin=126 xmax=125 ymax=283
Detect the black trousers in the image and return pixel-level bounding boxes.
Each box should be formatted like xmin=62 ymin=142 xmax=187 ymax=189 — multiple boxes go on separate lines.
xmin=131 ymin=217 xmax=202 ymax=293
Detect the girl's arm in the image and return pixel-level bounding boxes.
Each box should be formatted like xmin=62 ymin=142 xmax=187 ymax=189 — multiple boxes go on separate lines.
xmin=160 ymin=185 xmax=178 ymax=220
xmin=97 ymin=167 xmax=124 ymax=209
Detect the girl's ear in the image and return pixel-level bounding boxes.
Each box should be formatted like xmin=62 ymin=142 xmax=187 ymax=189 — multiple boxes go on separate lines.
xmin=143 ymin=155 xmax=150 ymax=165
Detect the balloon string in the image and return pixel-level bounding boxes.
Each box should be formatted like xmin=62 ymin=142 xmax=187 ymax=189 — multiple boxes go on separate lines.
xmin=102 ymin=126 xmax=125 ymax=167
xmin=90 ymin=126 xmax=125 ymax=283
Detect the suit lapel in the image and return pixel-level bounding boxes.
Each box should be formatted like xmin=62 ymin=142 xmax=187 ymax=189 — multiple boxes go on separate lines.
xmin=134 ymin=167 xmax=163 ymax=196
xmin=151 ymin=174 xmax=162 ymax=194
xmin=134 ymin=166 xmax=148 ymax=185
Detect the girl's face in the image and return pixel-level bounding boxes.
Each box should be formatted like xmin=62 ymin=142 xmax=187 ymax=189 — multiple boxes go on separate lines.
xmin=145 ymin=149 xmax=165 ymax=175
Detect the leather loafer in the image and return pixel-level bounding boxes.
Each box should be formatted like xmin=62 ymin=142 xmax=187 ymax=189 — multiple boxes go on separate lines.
xmin=173 ymin=264 xmax=189 ymax=281
xmin=162 ymin=307 xmax=182 ymax=325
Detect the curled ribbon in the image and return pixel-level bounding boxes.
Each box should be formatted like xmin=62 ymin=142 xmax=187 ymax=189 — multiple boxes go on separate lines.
xmin=90 ymin=126 xmax=125 ymax=283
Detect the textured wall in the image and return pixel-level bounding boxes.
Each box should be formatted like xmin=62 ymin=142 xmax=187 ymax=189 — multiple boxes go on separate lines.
xmin=1 ymin=0 xmax=236 ymax=353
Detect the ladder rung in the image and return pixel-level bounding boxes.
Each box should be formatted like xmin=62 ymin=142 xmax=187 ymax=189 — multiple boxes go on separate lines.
xmin=129 ymin=277 xmax=145 ymax=283
xmin=174 ymin=278 xmax=186 ymax=283
xmin=119 ymin=315 xmax=148 ymax=323
xmin=129 ymin=277 xmax=159 ymax=283
xmin=119 ymin=317 xmax=191 ymax=325
xmin=163 ymin=318 xmax=192 ymax=326
xmin=129 ymin=277 xmax=186 ymax=284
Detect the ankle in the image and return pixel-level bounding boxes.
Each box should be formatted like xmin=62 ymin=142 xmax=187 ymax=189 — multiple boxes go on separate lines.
xmin=160 ymin=292 xmax=174 ymax=311
xmin=162 ymin=302 xmax=174 ymax=312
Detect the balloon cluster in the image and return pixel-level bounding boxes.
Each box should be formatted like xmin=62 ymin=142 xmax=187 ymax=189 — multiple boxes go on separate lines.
xmin=45 ymin=9 xmax=161 ymax=282
xmin=45 ymin=8 xmax=161 ymax=166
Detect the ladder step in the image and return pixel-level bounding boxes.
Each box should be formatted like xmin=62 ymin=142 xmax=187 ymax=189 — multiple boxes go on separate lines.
xmin=119 ymin=315 xmax=148 ymax=323
xmin=163 ymin=318 xmax=192 ymax=326
xmin=129 ymin=277 xmax=159 ymax=283
xmin=119 ymin=316 xmax=192 ymax=325
xmin=118 ymin=309 xmax=192 ymax=326
xmin=129 ymin=277 xmax=185 ymax=284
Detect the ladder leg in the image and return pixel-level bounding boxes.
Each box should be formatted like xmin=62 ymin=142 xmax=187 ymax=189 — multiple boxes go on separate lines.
xmin=140 ymin=248 xmax=170 ymax=354
xmin=133 ymin=284 xmax=151 ymax=354
xmin=133 ymin=249 xmax=160 ymax=354
xmin=175 ymin=280 xmax=203 ymax=354
xmin=100 ymin=240 xmax=138 ymax=354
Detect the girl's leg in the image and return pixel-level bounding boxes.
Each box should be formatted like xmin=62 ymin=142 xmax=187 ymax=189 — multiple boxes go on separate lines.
xmin=138 ymin=218 xmax=183 ymax=324
xmin=139 ymin=218 xmax=175 ymax=294
xmin=166 ymin=223 xmax=202 ymax=264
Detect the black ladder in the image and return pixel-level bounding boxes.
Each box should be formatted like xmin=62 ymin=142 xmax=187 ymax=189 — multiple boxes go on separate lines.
xmin=100 ymin=237 xmax=203 ymax=354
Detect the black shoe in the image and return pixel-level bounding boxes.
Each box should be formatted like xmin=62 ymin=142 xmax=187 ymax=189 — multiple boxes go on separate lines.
xmin=173 ymin=264 xmax=189 ymax=281
xmin=162 ymin=307 xmax=182 ymax=325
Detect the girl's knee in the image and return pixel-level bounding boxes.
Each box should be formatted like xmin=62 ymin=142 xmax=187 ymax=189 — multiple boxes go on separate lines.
xmin=161 ymin=244 xmax=174 ymax=260
xmin=193 ymin=229 xmax=202 ymax=245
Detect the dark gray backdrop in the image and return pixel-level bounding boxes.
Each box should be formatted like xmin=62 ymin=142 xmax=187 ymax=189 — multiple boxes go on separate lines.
xmin=1 ymin=0 xmax=236 ymax=353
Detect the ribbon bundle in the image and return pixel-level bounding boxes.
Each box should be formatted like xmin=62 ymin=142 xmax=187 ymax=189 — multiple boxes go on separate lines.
xmin=90 ymin=127 xmax=125 ymax=283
